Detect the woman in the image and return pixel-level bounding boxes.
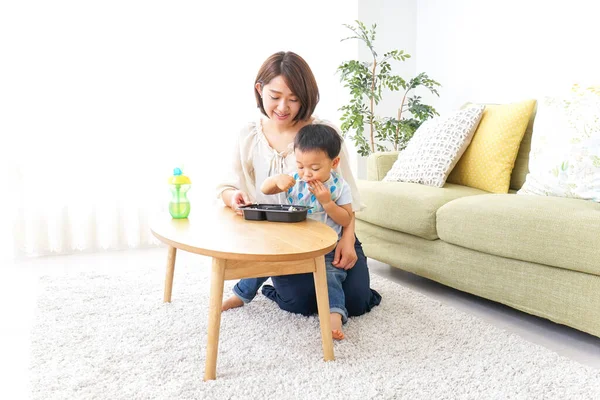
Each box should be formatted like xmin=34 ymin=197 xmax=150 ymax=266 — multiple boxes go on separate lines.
xmin=216 ymin=51 xmax=381 ymax=323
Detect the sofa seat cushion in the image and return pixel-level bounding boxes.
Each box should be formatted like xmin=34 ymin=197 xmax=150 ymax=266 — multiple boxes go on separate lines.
xmin=356 ymin=180 xmax=487 ymax=240
xmin=436 ymin=194 xmax=600 ymax=276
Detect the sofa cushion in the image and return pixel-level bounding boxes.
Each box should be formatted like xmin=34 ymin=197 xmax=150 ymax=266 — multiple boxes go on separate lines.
xmin=383 ymin=105 xmax=484 ymax=187
xmin=447 ymin=99 xmax=537 ymax=193
xmin=356 ymin=180 xmax=487 ymax=240
xmin=436 ymin=194 xmax=600 ymax=276
xmin=518 ymin=85 xmax=600 ymax=202
xmin=460 ymin=102 xmax=538 ymax=191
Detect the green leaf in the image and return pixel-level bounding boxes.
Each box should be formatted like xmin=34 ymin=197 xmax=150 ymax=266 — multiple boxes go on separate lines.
xmin=336 ymin=19 xmax=441 ymax=155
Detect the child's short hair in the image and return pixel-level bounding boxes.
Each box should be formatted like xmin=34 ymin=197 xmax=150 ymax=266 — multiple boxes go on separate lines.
xmin=294 ymin=124 xmax=342 ymax=160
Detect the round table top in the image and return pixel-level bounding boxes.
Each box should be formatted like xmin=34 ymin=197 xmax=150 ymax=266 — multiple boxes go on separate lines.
xmin=150 ymin=206 xmax=338 ymax=261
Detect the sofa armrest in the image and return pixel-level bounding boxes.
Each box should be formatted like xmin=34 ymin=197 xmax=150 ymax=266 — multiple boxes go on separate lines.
xmin=367 ymin=152 xmax=399 ymax=181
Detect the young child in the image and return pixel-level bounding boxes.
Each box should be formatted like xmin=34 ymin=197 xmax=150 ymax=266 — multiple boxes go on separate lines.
xmin=260 ymin=124 xmax=353 ymax=340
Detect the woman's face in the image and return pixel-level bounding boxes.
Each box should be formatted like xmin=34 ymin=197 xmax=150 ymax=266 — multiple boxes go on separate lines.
xmin=256 ymin=75 xmax=301 ymax=127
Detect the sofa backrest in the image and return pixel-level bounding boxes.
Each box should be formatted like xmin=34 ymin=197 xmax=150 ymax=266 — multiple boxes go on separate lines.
xmin=461 ymin=102 xmax=538 ymax=191
xmin=510 ymin=102 xmax=537 ymax=191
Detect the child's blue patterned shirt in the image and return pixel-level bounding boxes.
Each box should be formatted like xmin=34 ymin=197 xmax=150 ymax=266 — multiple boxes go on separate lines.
xmin=286 ymin=170 xmax=352 ymax=238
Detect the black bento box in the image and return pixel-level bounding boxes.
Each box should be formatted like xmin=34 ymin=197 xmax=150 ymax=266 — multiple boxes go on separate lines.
xmin=238 ymin=204 xmax=312 ymax=223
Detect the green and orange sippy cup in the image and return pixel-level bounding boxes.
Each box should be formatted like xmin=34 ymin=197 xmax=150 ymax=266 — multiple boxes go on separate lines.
xmin=168 ymin=167 xmax=191 ymax=219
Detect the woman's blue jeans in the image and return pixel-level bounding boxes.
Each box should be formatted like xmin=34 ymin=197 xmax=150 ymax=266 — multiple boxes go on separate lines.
xmin=231 ymin=236 xmax=381 ymax=322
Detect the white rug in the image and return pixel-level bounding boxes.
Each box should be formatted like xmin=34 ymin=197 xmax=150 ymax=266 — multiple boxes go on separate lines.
xmin=30 ymin=258 xmax=600 ymax=400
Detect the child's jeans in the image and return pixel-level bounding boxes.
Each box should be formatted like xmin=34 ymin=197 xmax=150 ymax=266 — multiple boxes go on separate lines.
xmin=232 ymin=250 xmax=348 ymax=323
xmin=232 ymin=277 xmax=268 ymax=304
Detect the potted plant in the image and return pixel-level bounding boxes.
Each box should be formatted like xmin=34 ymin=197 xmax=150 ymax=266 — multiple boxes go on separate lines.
xmin=337 ymin=20 xmax=442 ymax=156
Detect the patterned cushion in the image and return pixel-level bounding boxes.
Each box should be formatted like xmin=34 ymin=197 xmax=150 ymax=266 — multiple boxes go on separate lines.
xmin=447 ymin=99 xmax=537 ymax=193
xmin=518 ymin=85 xmax=600 ymax=202
xmin=383 ymin=106 xmax=484 ymax=187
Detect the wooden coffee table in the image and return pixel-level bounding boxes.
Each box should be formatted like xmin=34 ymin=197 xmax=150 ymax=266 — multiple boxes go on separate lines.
xmin=150 ymin=205 xmax=338 ymax=380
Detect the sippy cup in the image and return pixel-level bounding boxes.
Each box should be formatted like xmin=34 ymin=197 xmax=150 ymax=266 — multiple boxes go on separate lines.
xmin=168 ymin=167 xmax=191 ymax=219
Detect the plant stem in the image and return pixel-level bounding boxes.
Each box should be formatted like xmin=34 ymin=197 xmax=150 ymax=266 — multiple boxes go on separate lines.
xmin=395 ymin=89 xmax=409 ymax=151
xmin=370 ymin=56 xmax=377 ymax=153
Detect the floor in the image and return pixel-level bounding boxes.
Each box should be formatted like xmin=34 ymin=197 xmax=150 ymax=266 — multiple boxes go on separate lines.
xmin=2 ymin=248 xmax=599 ymax=398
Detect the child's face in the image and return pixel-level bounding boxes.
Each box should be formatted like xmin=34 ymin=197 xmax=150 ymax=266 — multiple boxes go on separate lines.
xmin=295 ymin=149 xmax=340 ymax=183
xmin=256 ymin=75 xmax=301 ymax=127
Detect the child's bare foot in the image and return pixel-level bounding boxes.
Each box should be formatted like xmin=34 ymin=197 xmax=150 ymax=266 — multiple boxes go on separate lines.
xmin=330 ymin=313 xmax=345 ymax=340
xmin=222 ymin=295 xmax=244 ymax=311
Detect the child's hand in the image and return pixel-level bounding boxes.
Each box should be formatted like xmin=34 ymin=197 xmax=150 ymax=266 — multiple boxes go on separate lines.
xmin=308 ymin=180 xmax=331 ymax=205
xmin=276 ymin=175 xmax=296 ymax=192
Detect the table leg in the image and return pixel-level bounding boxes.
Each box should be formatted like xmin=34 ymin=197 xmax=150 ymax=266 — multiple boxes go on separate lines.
xmin=313 ymin=256 xmax=334 ymax=361
xmin=204 ymin=257 xmax=226 ymax=381
xmin=163 ymin=246 xmax=177 ymax=303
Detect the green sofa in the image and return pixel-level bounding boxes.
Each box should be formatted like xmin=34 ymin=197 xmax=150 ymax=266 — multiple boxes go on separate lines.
xmin=355 ymin=113 xmax=600 ymax=338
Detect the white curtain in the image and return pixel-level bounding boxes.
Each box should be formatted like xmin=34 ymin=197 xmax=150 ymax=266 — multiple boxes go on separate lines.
xmin=0 ymin=0 xmax=358 ymax=260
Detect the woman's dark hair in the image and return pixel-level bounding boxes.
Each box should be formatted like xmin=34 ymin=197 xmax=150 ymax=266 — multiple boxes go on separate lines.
xmin=294 ymin=124 xmax=342 ymax=160
xmin=254 ymin=51 xmax=320 ymax=122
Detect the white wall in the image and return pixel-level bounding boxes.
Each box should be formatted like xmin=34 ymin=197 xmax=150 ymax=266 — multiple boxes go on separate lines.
xmin=358 ymin=0 xmax=418 ymax=118
xmin=0 ymin=1 xmax=359 ymax=257
xmin=353 ymin=0 xmax=417 ymax=176
xmin=0 ymin=0 xmax=358 ymax=197
xmin=416 ymin=0 xmax=600 ymax=113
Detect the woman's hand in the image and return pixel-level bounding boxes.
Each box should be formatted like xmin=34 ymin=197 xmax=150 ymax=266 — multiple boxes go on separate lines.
xmin=332 ymin=230 xmax=357 ymax=270
xmin=229 ymin=190 xmax=252 ymax=215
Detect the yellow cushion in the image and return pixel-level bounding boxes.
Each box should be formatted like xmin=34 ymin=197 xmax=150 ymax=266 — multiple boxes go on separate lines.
xmin=447 ymin=99 xmax=537 ymax=193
